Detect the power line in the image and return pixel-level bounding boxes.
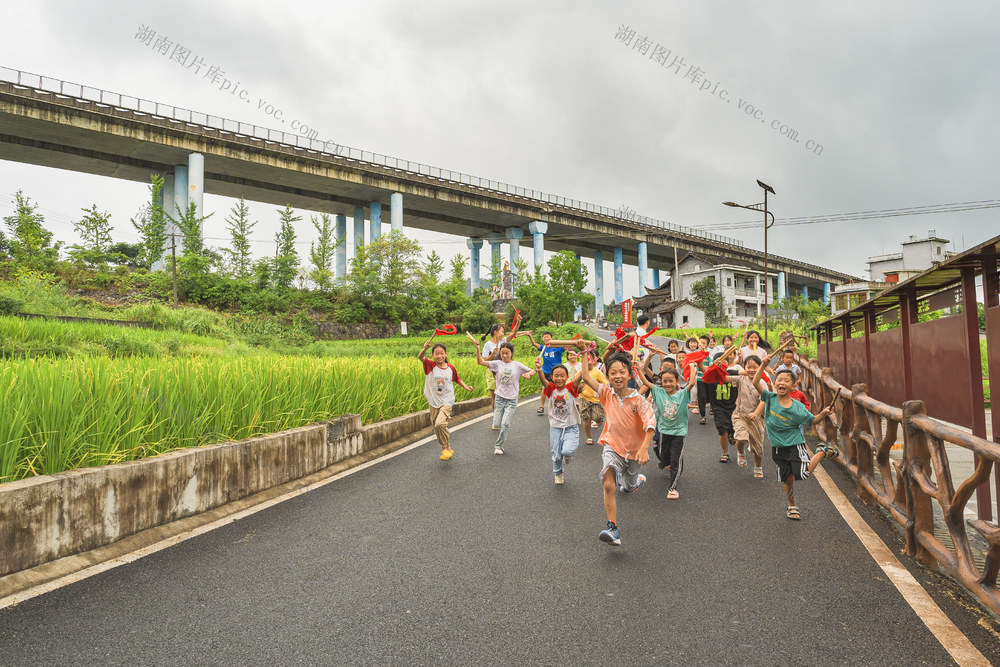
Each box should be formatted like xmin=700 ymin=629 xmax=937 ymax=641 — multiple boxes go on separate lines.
xmin=695 ymin=199 xmax=1000 ymax=231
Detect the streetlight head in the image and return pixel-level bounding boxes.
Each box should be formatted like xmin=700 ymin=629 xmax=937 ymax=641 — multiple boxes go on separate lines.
xmin=757 ymin=180 xmax=775 ymax=195
xmin=722 ymin=201 xmax=738 ymax=207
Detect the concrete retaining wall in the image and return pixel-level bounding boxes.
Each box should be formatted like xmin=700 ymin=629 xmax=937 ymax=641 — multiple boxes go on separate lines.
xmin=0 ymin=397 xmax=489 ymax=579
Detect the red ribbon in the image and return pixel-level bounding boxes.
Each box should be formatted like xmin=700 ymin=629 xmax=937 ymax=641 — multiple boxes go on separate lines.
xmin=570 ymin=333 xmax=582 ymax=340
xmin=434 ymin=325 xmax=458 ymax=335
xmin=638 ymin=327 xmax=659 ymax=345
xmin=511 ymin=309 xmax=521 ymax=327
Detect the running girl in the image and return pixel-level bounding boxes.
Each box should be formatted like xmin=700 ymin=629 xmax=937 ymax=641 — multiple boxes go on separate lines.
xmin=468 ymin=332 xmax=535 ymax=455
xmin=418 ymin=337 xmax=473 ymax=460
xmin=537 ymin=359 xmax=582 ymax=485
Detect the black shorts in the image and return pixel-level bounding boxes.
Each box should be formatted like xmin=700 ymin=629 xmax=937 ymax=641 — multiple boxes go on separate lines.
xmin=712 ymin=406 xmax=735 ymax=436
xmin=771 ymin=444 xmax=811 ymax=482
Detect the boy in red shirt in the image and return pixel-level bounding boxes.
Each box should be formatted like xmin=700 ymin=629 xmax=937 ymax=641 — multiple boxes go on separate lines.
xmin=579 ymin=343 xmax=656 ymax=546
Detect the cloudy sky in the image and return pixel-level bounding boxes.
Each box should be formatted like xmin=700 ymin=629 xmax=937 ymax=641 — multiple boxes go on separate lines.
xmin=1 ymin=1 xmax=998 ymax=297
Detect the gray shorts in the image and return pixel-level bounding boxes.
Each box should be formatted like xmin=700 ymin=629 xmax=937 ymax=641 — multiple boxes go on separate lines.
xmin=600 ymin=445 xmax=641 ymax=490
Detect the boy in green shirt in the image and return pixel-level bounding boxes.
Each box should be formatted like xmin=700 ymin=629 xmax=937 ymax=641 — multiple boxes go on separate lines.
xmin=750 ymin=359 xmax=835 ymax=520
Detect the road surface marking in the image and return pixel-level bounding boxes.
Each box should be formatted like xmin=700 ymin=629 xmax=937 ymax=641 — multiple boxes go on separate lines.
xmin=814 ymin=466 xmax=989 ymax=666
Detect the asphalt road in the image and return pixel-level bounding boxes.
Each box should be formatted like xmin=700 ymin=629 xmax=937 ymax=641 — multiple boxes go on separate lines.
xmin=1 ymin=394 xmax=997 ymax=666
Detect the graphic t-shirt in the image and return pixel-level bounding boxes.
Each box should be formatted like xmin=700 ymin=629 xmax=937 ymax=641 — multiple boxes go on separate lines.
xmin=650 ymin=386 xmax=690 ymax=436
xmin=539 ymin=346 xmax=565 ymax=374
xmin=705 ymin=370 xmax=739 ymax=412
xmin=481 ymin=337 xmax=507 ymax=363
xmin=762 ymin=391 xmax=814 ymax=447
xmin=487 ymin=360 xmax=532 ymax=401
xmin=422 ymin=359 xmax=461 ymax=408
xmin=543 ymin=383 xmax=581 ymax=428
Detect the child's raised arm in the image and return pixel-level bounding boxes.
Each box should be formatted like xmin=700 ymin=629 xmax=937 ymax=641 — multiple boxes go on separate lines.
xmin=524 ymin=332 xmax=542 ymax=350
xmin=509 ymin=312 xmax=522 ymax=339
xmin=685 ymin=362 xmax=698 ymax=391
xmin=752 ymin=353 xmax=771 ymax=387
xmin=466 ymin=331 xmax=490 ymax=367
xmin=636 ymin=355 xmax=655 ymax=394
xmin=579 ymin=341 xmax=601 ymax=394
xmin=417 ymin=333 xmax=434 ymax=361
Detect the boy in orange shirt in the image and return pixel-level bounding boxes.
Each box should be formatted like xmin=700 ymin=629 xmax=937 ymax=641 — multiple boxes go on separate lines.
xmin=579 ymin=342 xmax=656 ymax=546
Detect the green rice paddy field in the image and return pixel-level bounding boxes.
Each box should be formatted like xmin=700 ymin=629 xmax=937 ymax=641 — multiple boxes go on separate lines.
xmin=0 ymin=316 xmax=588 ymax=482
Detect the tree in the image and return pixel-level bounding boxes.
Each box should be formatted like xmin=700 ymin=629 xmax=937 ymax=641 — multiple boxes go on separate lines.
xmin=3 ymin=190 xmax=61 ymax=269
xmin=308 ymin=212 xmax=337 ymax=291
xmin=690 ymin=275 xmax=728 ymax=326
xmin=223 ymin=197 xmax=256 ymax=279
xmin=515 ymin=266 xmax=557 ymax=327
xmin=423 ymin=251 xmax=444 ymax=284
xmin=547 ymin=250 xmax=589 ymax=322
xmin=68 ymin=205 xmax=114 ymax=267
xmin=273 ymin=205 xmax=301 ymax=289
xmin=346 ymin=231 xmax=423 ymax=322
xmin=172 ymin=201 xmax=214 ymax=277
xmin=107 ymin=242 xmax=144 ymax=269
xmin=131 ymin=175 xmax=167 ymax=269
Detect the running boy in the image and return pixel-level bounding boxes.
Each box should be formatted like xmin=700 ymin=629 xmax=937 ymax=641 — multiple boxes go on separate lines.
xmin=418 ymin=336 xmax=473 ymax=460
xmin=579 ymin=343 xmax=656 ymax=546
xmin=749 ymin=358 xmax=836 ymax=520
xmin=537 ymin=359 xmax=582 ymax=485
xmin=636 ymin=353 xmax=697 ymax=499
xmin=469 ymin=333 xmax=535 ymax=455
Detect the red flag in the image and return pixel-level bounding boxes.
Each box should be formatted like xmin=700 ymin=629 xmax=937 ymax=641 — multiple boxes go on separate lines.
xmin=434 ymin=324 xmax=458 ymax=335
xmin=680 ymin=350 xmax=711 ymax=381
xmin=702 ymin=362 xmax=729 ymax=384
xmin=621 ymin=299 xmax=633 ymax=325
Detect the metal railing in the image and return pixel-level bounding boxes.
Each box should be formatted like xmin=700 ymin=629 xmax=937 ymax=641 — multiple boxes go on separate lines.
xmin=799 ymin=358 xmax=1000 ymax=615
xmin=0 ymin=66 xmax=745 ymax=248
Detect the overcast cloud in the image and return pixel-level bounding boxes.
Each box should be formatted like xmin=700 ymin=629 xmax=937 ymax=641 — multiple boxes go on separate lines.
xmin=1 ymin=0 xmax=998 ymax=297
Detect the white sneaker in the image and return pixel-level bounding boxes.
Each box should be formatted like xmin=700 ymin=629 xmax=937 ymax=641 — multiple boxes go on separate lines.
xmin=554 ymin=473 xmax=565 ymax=485
xmin=494 ymin=446 xmax=504 ymax=455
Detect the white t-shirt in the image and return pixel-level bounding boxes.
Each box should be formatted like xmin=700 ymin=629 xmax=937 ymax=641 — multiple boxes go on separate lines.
xmin=481 ymin=336 xmax=507 ymax=362
xmin=488 ymin=360 xmax=532 ymax=400
xmin=422 ymin=359 xmax=460 ymax=408
xmin=543 ymin=383 xmax=581 ymax=428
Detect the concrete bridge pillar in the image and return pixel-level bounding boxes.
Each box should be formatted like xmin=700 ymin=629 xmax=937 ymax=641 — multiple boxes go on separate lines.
xmin=652 ymin=268 xmax=661 ymax=289
xmin=528 ymin=221 xmax=547 ymax=273
xmin=486 ymin=232 xmax=504 ymax=284
xmin=823 ymin=283 xmax=831 ymax=305
xmin=172 ymin=164 xmax=188 ymax=220
xmin=505 ymin=228 xmax=523 ymax=282
xmin=637 ymin=242 xmax=648 ymax=296
xmin=369 ymin=201 xmax=382 ymax=241
xmin=161 ymin=174 xmax=174 ymax=219
xmin=390 ymin=193 xmax=403 ymax=232
xmin=353 ymin=206 xmax=365 ymax=255
xmin=467 ymin=237 xmax=483 ymax=294
xmin=594 ymin=251 xmax=605 ymax=317
xmin=187 ymin=153 xmax=204 ymax=220
xmin=574 ymin=252 xmax=583 ymax=320
xmin=335 ymin=214 xmax=347 ymax=279
xmin=614 ymin=247 xmax=624 ymax=305
xmin=777 ymin=271 xmax=787 ymax=301
xmin=801 ymin=284 xmax=809 ymax=299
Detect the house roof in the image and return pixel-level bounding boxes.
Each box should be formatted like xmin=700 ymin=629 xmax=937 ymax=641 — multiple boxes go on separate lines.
xmin=650 ymin=299 xmax=703 ymax=315
xmin=678 ymin=251 xmax=766 ymax=273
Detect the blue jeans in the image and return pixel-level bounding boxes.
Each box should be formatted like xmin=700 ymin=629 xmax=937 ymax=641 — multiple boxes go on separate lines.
xmin=493 ymin=396 xmax=518 ymax=450
xmin=550 ymin=424 xmax=580 ymax=473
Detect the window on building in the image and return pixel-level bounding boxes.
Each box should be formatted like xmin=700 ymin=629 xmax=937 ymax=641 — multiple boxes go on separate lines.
xmin=760 ymin=279 xmax=766 ymax=292
xmin=682 ymin=315 xmax=689 ymax=324
xmin=836 ymin=294 xmax=849 ymax=311
xmin=849 ymin=293 xmax=865 ymax=308
xmin=936 ymin=246 xmax=941 ymax=255
xmin=727 ymin=277 xmax=732 ymax=287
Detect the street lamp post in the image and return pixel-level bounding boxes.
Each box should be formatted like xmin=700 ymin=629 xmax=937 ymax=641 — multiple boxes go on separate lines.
xmin=723 ymin=180 xmax=776 ymax=342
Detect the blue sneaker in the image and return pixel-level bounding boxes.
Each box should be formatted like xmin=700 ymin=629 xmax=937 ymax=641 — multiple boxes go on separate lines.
xmin=619 ymin=473 xmax=647 ymax=494
xmin=599 ymin=521 xmax=621 ymax=546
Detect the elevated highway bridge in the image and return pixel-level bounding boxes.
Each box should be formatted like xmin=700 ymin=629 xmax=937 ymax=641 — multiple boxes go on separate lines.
xmin=0 ymin=68 xmax=855 ymax=308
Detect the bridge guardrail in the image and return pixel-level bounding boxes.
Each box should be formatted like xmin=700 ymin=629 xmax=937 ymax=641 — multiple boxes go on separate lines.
xmin=0 ymin=66 xmax=747 ymax=248
xmin=799 ymin=357 xmax=1000 ymax=615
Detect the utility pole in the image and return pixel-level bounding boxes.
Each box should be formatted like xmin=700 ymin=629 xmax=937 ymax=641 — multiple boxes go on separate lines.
xmin=171 ymin=229 xmax=178 ymax=308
